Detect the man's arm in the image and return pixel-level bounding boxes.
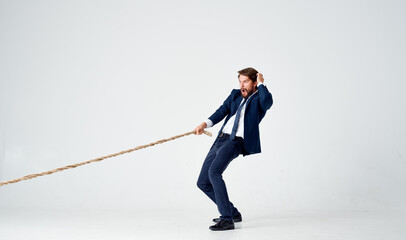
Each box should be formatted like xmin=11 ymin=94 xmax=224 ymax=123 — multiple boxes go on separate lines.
xmin=257 ymin=73 xmax=273 ymax=111
xmin=194 ymin=90 xmax=234 ymax=135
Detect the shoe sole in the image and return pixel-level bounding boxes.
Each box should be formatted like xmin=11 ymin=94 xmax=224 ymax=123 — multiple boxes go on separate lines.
xmin=213 ymin=219 xmax=242 ymax=223
xmin=209 ymin=226 xmax=235 ymax=231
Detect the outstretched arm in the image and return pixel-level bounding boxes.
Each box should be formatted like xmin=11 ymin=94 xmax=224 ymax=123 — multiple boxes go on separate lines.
xmin=194 ymin=90 xmax=234 ymax=135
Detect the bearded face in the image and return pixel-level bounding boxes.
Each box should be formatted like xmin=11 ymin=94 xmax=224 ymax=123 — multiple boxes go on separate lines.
xmin=239 ymin=75 xmax=257 ymax=99
xmin=240 ymin=87 xmax=255 ymax=98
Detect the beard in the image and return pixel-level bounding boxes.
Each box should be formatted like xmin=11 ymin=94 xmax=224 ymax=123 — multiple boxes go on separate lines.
xmin=241 ymin=88 xmax=255 ymax=99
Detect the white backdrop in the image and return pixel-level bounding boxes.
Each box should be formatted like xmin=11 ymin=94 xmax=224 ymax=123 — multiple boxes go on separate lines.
xmin=1 ymin=0 xmax=405 ymax=214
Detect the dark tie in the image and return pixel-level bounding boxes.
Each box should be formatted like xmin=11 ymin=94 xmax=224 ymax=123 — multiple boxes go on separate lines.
xmin=230 ymin=98 xmax=247 ymax=140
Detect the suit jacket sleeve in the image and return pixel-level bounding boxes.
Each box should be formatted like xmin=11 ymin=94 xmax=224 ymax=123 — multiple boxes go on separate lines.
xmin=207 ymin=90 xmax=235 ymax=126
xmin=258 ymin=84 xmax=273 ymax=111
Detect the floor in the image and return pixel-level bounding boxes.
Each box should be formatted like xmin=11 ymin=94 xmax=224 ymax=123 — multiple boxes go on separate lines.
xmin=0 ymin=208 xmax=405 ymax=240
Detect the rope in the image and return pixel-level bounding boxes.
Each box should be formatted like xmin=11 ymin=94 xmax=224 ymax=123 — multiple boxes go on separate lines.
xmin=0 ymin=130 xmax=212 ymax=187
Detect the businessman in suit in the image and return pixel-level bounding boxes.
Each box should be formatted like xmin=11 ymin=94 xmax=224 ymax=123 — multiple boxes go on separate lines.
xmin=194 ymin=67 xmax=273 ymax=231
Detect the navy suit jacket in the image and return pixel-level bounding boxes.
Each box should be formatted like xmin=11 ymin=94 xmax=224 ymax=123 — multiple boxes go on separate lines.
xmin=208 ymin=84 xmax=273 ymax=156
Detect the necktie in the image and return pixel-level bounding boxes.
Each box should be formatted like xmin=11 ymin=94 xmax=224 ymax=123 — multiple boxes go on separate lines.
xmin=230 ymin=98 xmax=247 ymax=140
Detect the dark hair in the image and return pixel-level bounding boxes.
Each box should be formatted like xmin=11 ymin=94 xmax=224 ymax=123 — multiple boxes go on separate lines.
xmin=238 ymin=67 xmax=258 ymax=82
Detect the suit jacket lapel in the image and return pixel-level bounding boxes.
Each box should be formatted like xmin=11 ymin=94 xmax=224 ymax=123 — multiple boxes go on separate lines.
xmin=245 ymin=91 xmax=258 ymax=110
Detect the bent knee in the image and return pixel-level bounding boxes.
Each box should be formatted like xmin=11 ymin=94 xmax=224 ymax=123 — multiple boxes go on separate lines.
xmin=208 ymin=167 xmax=222 ymax=179
xmin=197 ymin=179 xmax=211 ymax=190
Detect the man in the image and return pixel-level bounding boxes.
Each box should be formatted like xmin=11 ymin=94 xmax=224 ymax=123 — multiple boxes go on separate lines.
xmin=194 ymin=67 xmax=273 ymax=231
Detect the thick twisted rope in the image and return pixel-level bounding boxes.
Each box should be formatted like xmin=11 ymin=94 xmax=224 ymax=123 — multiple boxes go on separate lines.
xmin=0 ymin=130 xmax=212 ymax=187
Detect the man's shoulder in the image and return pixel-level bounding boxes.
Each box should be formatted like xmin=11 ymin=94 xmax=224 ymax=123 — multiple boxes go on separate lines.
xmin=227 ymin=89 xmax=242 ymax=101
xmin=230 ymin=89 xmax=240 ymax=96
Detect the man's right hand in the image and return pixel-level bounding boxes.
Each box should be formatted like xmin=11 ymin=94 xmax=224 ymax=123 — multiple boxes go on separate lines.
xmin=194 ymin=122 xmax=207 ymax=135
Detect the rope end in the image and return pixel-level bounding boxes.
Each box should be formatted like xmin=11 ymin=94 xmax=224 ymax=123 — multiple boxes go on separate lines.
xmin=203 ymin=130 xmax=212 ymax=137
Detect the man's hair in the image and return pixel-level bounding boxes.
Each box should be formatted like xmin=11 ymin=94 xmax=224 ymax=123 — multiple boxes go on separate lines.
xmin=238 ymin=67 xmax=258 ymax=82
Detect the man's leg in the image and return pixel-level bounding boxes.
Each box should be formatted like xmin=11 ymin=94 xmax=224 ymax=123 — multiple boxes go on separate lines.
xmin=197 ymin=138 xmax=240 ymax=216
xmin=208 ymin=139 xmax=243 ymax=220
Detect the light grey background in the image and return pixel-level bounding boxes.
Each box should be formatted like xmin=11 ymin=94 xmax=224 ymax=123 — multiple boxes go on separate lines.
xmin=1 ymin=0 xmax=405 ymax=217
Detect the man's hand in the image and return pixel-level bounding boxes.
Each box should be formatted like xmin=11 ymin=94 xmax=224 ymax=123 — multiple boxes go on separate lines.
xmin=257 ymin=73 xmax=264 ymax=83
xmin=194 ymin=122 xmax=207 ymax=135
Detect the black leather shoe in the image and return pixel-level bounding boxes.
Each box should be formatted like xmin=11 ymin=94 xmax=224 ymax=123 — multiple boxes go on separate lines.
xmin=209 ymin=219 xmax=235 ymax=231
xmin=213 ymin=212 xmax=242 ymax=223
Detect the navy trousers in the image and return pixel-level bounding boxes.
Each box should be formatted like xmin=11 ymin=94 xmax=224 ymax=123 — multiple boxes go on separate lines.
xmin=197 ymin=134 xmax=244 ymax=220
